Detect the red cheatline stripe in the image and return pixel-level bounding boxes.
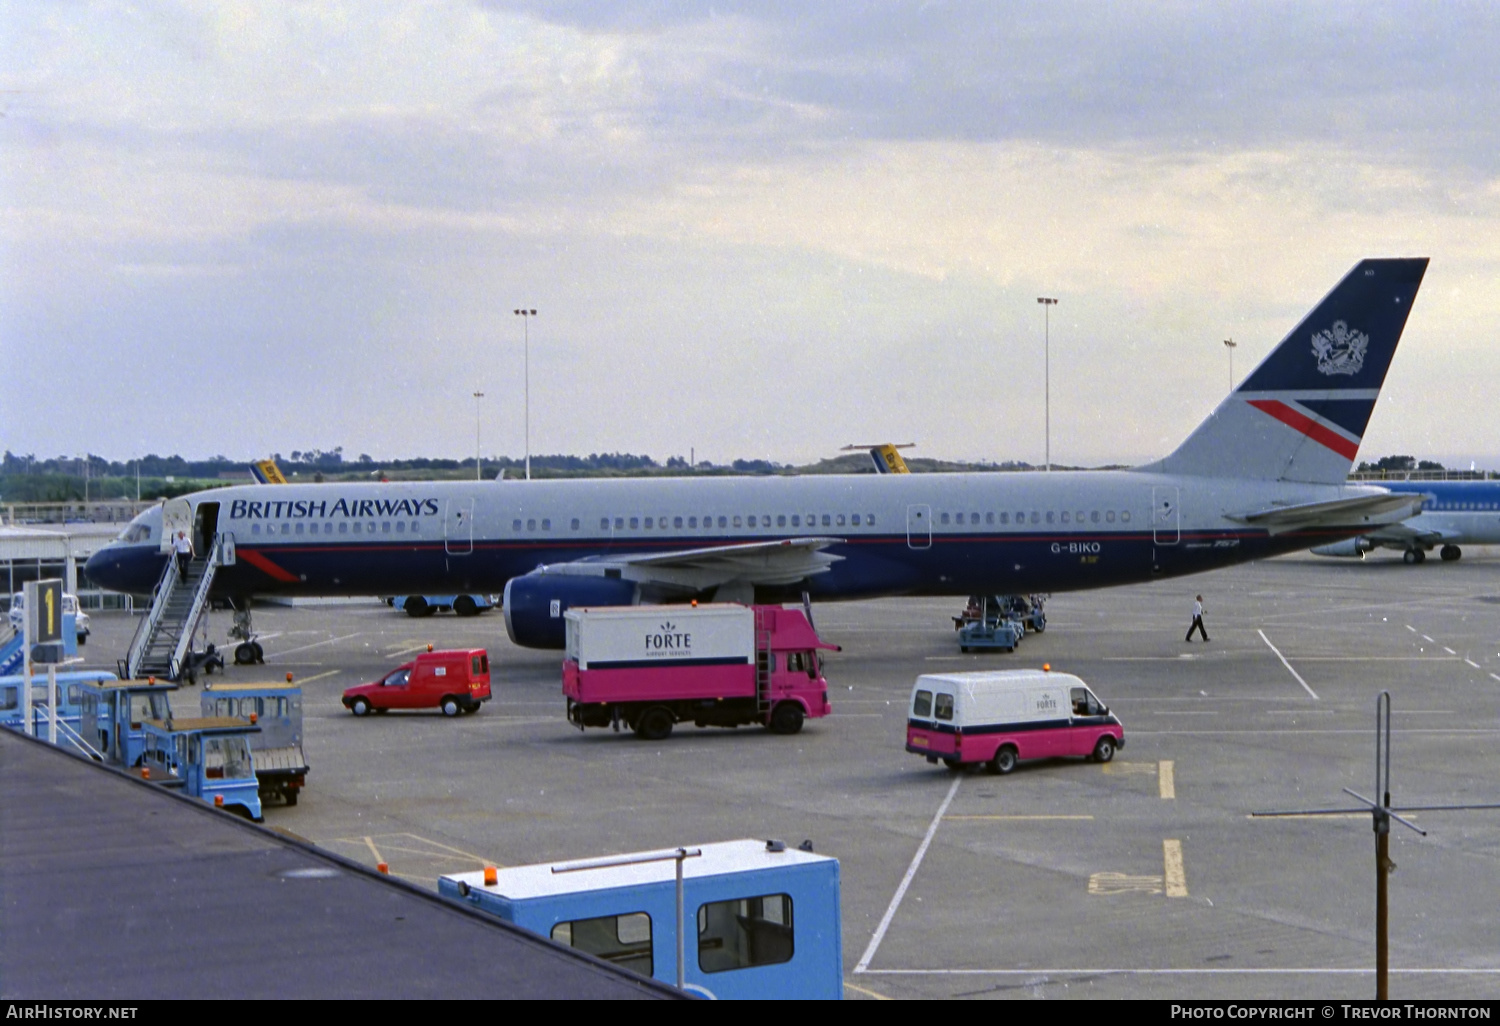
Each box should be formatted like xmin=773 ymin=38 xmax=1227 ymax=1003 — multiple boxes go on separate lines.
xmin=238 ymin=549 xmax=299 ymax=582
xmin=1247 ymin=399 xmax=1360 ymax=460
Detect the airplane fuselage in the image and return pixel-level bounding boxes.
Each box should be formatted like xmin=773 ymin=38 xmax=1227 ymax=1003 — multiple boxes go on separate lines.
xmin=87 ymin=471 xmax=1395 ymax=600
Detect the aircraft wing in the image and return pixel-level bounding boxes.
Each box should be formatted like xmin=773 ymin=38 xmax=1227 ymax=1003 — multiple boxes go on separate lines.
xmin=534 ymin=537 xmax=846 ymax=592
xmin=1226 ymin=493 xmax=1424 ymax=536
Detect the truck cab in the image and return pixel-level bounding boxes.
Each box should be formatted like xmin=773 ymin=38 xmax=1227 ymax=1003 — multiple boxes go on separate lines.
xmin=77 ymin=679 xmax=179 ymax=767
xmin=201 ymin=681 xmax=308 ymax=806
xmin=138 ymin=717 xmax=264 ymax=821
xmin=342 ymin=648 xmax=491 ymax=717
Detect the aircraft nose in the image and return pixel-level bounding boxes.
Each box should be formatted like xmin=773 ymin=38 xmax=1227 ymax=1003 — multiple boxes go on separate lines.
xmin=85 ymin=545 xmax=136 ymax=592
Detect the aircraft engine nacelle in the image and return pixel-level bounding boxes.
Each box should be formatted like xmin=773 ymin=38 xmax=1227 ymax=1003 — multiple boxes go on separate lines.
xmin=1310 ymin=537 xmax=1373 ymax=558
xmin=503 ymin=571 xmax=640 ymax=649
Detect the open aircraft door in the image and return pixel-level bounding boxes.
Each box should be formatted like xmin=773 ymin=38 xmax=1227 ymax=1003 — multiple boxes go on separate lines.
xmin=161 ymin=499 xmax=193 ymax=553
xmin=906 ymin=504 xmax=932 ymax=550
xmin=1152 ymin=487 xmax=1180 ymax=545
xmin=445 ymin=499 xmax=474 ymax=555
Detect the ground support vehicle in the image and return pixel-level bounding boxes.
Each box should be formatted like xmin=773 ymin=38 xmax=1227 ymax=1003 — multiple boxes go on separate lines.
xmin=0 ymin=671 xmax=117 ymax=737
xmin=202 ymin=681 xmax=308 ymax=806
xmin=562 ymin=604 xmax=837 ymax=740
xmin=341 ymin=648 xmax=491 ymax=717
xmin=955 ymin=595 xmax=1024 ymax=653
xmin=906 ymin=669 xmax=1123 ymax=773
xmin=138 ymin=716 xmax=264 ymax=821
xmin=387 ymin=594 xmax=497 ymax=618
xmin=9 ymin=592 xmax=90 ymax=644
xmin=440 ymin=838 xmax=842 ymax=999
xmin=77 ymin=678 xmax=180 ymax=768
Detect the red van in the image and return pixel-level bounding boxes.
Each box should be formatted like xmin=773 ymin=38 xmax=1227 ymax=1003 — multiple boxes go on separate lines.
xmin=342 ymin=649 xmax=491 ymax=717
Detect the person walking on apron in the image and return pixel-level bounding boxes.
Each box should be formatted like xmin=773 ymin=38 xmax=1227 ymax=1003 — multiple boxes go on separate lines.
xmin=1185 ymin=594 xmax=1209 ymax=642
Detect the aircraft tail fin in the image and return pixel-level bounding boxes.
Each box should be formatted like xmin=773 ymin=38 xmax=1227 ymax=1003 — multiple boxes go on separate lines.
xmin=1138 ymin=258 xmax=1428 ymax=484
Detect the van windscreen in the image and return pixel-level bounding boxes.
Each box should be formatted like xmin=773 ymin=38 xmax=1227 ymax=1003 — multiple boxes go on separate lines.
xmin=934 ymin=693 xmax=954 ymax=721
xmin=913 ymin=690 xmax=932 ymax=717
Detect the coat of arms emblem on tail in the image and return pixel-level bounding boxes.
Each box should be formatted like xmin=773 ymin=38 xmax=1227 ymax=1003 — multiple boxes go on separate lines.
xmin=1311 ymin=320 xmax=1368 ymax=376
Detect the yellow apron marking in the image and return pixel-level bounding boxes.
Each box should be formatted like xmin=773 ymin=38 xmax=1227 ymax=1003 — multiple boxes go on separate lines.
xmin=1159 ymin=760 xmax=1176 ymax=800
xmin=1163 ymin=839 xmax=1188 ymax=897
xmin=844 ymin=980 xmax=894 ymax=1000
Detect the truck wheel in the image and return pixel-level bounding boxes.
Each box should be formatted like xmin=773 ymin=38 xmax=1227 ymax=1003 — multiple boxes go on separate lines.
xmin=991 ymin=746 xmax=1018 ymax=775
xmin=404 ymin=596 xmax=431 ymax=617
xmin=453 ymin=596 xmax=479 ymax=617
xmin=769 ymin=702 xmax=804 ymax=735
xmin=634 ymin=706 xmax=674 ymax=741
xmin=440 ymin=697 xmax=462 ymax=717
xmin=351 ymin=697 xmax=372 ymax=717
xmin=284 ymin=789 xmax=299 ymax=807
xmin=1093 ymin=736 xmax=1116 ymax=763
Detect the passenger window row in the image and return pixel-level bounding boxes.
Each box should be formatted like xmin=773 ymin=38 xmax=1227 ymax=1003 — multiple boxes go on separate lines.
xmin=937 ymin=509 xmax=1132 ymax=526
xmin=510 ymin=514 xmax=877 ymax=532
xmin=253 ymin=521 xmax=420 ymax=536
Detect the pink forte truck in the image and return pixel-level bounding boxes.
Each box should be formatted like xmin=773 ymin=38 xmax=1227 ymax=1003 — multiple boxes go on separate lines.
xmin=563 ymin=604 xmax=838 ymax=740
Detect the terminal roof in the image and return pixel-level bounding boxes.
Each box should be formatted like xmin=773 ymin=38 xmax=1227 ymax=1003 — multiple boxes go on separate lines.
xmin=0 ymin=729 xmax=682 ymax=1000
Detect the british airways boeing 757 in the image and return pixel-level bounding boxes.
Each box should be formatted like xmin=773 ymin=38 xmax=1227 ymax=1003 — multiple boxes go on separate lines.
xmin=87 ymin=258 xmax=1429 ymax=649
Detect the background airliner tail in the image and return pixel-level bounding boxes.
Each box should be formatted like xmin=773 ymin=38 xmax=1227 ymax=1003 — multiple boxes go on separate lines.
xmin=1138 ymin=257 xmax=1428 ymax=484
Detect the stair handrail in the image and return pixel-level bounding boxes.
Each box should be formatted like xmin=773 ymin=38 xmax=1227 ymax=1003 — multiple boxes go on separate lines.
xmin=124 ymin=550 xmax=180 ymax=679
xmin=46 ymin=713 xmax=105 ymax=763
xmin=166 ymin=535 xmax=222 ymax=680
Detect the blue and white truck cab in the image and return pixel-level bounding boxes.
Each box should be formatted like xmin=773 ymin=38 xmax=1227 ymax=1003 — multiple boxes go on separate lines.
xmin=200 ymin=680 xmax=308 ymax=806
xmin=77 ymin=678 xmax=179 ymax=767
xmin=440 ymin=838 xmax=842 ymax=999
xmin=138 ymin=717 xmax=264 ymax=822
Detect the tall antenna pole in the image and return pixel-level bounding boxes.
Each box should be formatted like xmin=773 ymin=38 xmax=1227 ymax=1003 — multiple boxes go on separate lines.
xmin=1223 ymin=338 xmax=1237 ymax=395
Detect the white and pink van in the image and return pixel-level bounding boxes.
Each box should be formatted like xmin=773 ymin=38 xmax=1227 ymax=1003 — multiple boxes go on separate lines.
xmin=906 ymin=668 xmax=1123 ymax=773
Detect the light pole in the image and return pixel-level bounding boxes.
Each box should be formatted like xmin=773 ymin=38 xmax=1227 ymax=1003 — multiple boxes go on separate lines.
xmin=1223 ymin=338 xmax=1237 ymax=395
xmin=1037 ymin=297 xmax=1058 ymax=471
xmin=472 ymin=391 xmax=485 ymax=481
xmin=514 ymin=309 xmax=537 ymax=480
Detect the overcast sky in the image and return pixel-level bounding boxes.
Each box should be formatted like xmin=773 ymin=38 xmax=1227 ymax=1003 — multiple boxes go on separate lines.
xmin=3 ymin=1 xmax=1497 ymax=469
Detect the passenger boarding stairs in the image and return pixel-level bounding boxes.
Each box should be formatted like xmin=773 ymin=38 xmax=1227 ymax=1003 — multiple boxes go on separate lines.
xmin=0 ymin=624 xmax=22 ymax=676
xmin=121 ymin=535 xmax=222 ymax=681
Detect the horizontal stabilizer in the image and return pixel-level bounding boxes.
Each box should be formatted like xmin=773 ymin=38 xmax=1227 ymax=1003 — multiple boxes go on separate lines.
xmin=1227 ymin=492 xmax=1423 ymax=535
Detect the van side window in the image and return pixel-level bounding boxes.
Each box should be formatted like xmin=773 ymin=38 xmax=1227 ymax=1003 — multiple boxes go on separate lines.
xmin=551 ymin=913 xmax=653 ymax=977
xmin=913 ymin=690 xmax=932 ymax=717
xmin=934 ymin=693 xmax=954 ymax=721
xmin=698 ymin=894 xmax=793 ymax=973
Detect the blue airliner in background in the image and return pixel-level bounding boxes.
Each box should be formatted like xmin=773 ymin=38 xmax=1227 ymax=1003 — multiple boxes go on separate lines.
xmin=1311 ymin=479 xmax=1500 ymax=563
xmin=86 ymin=258 xmax=1430 ymax=648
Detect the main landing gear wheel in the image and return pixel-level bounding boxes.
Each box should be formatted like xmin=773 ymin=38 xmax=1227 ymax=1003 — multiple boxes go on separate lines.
xmin=634 ymin=706 xmax=674 ymax=741
xmin=234 ymin=642 xmax=257 ymax=665
xmin=1093 ymin=736 xmax=1116 ymax=763
xmin=769 ymin=702 xmax=805 ymax=735
xmin=1440 ymin=545 xmax=1462 ymax=562
xmin=250 ymin=640 xmax=263 ymax=662
xmin=1403 ymin=548 xmax=1426 ymax=565
xmin=990 ymin=746 xmax=1018 ymax=775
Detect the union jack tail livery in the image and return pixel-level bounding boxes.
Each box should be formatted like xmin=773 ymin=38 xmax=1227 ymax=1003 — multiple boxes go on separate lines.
xmin=1144 ymin=258 xmax=1428 ymax=484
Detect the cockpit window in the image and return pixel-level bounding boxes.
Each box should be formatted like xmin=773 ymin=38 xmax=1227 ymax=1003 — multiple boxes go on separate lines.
xmin=118 ymin=524 xmax=151 ymax=543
